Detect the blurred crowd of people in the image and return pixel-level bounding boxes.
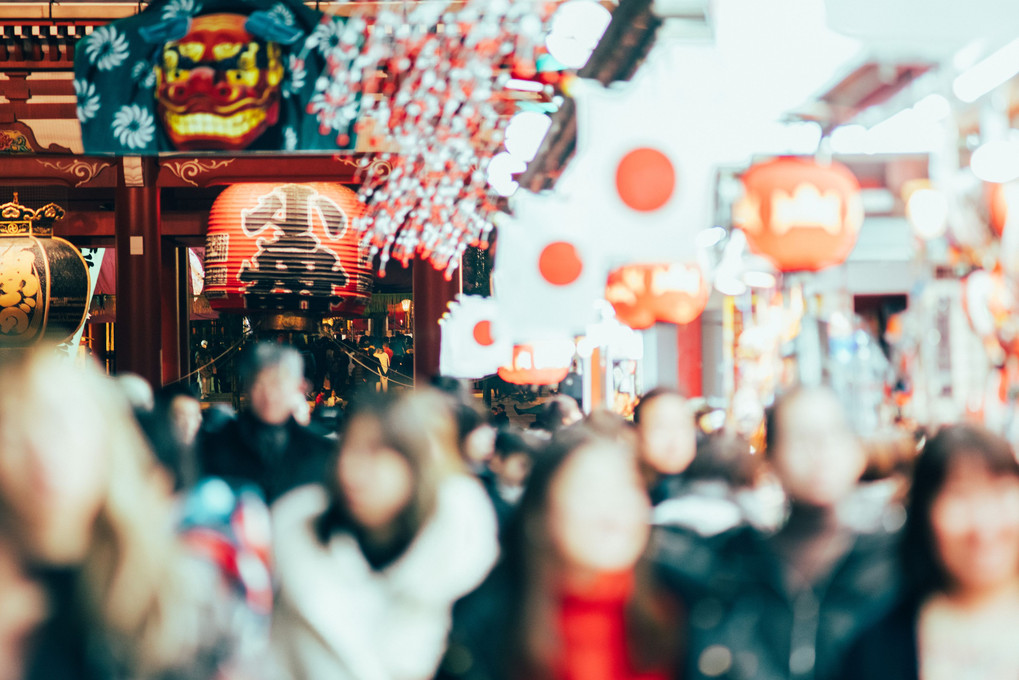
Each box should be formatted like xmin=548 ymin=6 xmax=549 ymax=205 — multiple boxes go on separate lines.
xmin=1 ymin=342 xmax=1018 ymax=680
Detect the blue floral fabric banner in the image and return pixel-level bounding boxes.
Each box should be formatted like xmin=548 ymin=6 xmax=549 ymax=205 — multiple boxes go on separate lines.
xmin=74 ymin=0 xmax=359 ymax=154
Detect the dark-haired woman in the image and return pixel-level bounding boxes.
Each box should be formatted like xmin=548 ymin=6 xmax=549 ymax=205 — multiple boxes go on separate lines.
xmin=838 ymin=423 xmax=1019 ymax=680
xmin=270 ymin=391 xmax=499 ymax=680
xmin=633 ymin=388 xmax=697 ymax=505
xmin=438 ymin=425 xmax=683 ymax=680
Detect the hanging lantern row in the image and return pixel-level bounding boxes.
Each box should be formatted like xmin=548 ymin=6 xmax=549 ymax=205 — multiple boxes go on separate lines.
xmin=204 ymin=183 xmax=374 ymax=318
xmin=0 ymin=194 xmax=90 ymax=348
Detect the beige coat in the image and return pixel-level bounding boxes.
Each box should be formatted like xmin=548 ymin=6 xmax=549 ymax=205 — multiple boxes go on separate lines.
xmin=269 ymin=477 xmax=498 ymax=680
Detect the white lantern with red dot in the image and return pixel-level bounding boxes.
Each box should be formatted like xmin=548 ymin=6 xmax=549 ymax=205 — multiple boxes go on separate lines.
xmin=556 ymin=63 xmax=716 ymax=267
xmin=439 ymin=294 xmax=512 ymax=379
xmin=492 ymin=192 xmax=607 ymax=341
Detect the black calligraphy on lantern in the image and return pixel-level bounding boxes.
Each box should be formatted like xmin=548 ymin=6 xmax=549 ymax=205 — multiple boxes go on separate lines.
xmin=238 ymin=184 xmax=349 ymax=312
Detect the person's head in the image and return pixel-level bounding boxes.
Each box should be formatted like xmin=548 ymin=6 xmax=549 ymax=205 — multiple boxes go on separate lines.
xmin=685 ymin=430 xmax=760 ymax=488
xmin=140 ymin=384 xmax=202 ymax=492
xmin=537 ymin=394 xmax=582 ymax=433
xmin=163 ymin=384 xmax=202 ymax=448
xmin=509 ymin=425 xmax=650 ymax=579
xmin=490 ymin=427 xmax=538 ymax=489
xmin=456 ymin=403 xmax=496 ymax=466
xmin=903 ymin=424 xmax=1019 ymax=600
xmin=317 ymin=391 xmax=443 ymax=568
xmin=503 ymin=425 xmax=679 ymax=677
xmin=0 ymin=351 xmax=168 ymax=566
xmin=430 ymin=375 xmax=470 ymax=402
xmin=634 ymin=388 xmax=696 ymax=477
xmin=241 ymin=342 xmax=307 ymax=425
xmin=0 ymin=348 xmax=191 ymax=671
xmin=116 ymin=372 xmax=155 ymax=415
xmin=764 ymin=386 xmax=865 ymax=508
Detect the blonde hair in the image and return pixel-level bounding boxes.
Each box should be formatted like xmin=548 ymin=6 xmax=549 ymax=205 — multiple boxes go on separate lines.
xmin=0 ymin=348 xmax=198 ymax=675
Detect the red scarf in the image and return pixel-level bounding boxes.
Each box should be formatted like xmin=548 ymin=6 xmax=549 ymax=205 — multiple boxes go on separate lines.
xmin=554 ymin=571 xmax=670 ymax=680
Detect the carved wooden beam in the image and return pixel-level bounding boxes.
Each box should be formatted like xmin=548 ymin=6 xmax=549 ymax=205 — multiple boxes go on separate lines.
xmin=54 ymin=210 xmax=209 ymax=239
xmin=0 ymin=156 xmax=115 ymax=186
xmin=157 ymin=153 xmax=390 ymax=187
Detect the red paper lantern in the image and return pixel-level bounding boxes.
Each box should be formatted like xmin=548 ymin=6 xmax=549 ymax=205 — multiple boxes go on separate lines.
xmin=497 ymin=342 xmax=572 ymax=385
xmin=988 ymin=181 xmax=1019 ymax=236
xmin=605 ymin=262 xmax=709 ymax=330
xmin=204 ymin=183 xmax=373 ymax=316
xmin=733 ymin=157 xmax=864 ymax=272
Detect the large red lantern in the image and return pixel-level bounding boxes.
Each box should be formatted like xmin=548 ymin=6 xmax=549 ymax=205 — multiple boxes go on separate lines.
xmin=204 ymin=183 xmax=373 ymax=318
xmin=733 ymin=157 xmax=864 ymax=272
xmin=605 ymin=262 xmax=709 ymax=330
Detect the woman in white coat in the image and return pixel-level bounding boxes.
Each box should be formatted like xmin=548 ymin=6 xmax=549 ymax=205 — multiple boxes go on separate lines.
xmin=270 ymin=390 xmax=499 ymax=680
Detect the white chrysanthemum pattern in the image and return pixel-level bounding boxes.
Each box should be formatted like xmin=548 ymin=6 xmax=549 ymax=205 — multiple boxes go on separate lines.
xmin=74 ymin=79 xmax=100 ymax=123
xmin=306 ymin=19 xmax=345 ymax=57
xmin=161 ymin=0 xmax=202 ymax=19
xmin=112 ymin=104 xmax=156 ymax=149
xmin=269 ymin=3 xmax=296 ymax=26
xmin=84 ymin=25 xmax=129 ymax=71
xmin=284 ymin=55 xmax=307 ymax=97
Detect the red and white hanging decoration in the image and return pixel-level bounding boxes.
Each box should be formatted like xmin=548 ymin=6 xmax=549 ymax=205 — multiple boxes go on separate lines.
xmin=492 ymin=192 xmax=606 ymax=340
xmin=439 ymin=294 xmax=513 ymax=379
xmin=553 ymin=52 xmax=717 ymax=267
xmin=310 ymin=0 xmax=555 ymax=279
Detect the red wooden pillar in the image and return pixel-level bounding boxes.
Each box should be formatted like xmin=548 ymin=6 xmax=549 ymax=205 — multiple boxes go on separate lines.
xmin=160 ymin=241 xmax=188 ymax=384
xmin=114 ymin=157 xmax=162 ymax=385
xmin=412 ymin=259 xmax=460 ymax=386
xmin=676 ymin=316 xmax=703 ymax=398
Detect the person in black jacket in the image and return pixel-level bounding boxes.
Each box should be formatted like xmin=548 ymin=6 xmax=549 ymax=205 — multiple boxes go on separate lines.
xmin=654 ymin=386 xmax=901 ymax=680
xmin=838 ymin=424 xmax=1019 ymax=680
xmin=482 ymin=427 xmax=538 ymax=534
xmin=199 ymin=342 xmax=333 ymax=503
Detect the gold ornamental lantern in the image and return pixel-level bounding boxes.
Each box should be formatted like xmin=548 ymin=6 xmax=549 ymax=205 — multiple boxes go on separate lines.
xmin=0 ymin=193 xmax=90 ymax=346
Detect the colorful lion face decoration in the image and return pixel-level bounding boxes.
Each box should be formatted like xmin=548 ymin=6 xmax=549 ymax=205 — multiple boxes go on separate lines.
xmin=155 ymin=13 xmax=285 ymax=150
xmin=74 ymin=0 xmax=358 ymax=154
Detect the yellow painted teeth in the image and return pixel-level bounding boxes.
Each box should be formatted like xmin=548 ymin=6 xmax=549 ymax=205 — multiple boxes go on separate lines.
xmin=165 ymin=108 xmax=267 ymax=138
